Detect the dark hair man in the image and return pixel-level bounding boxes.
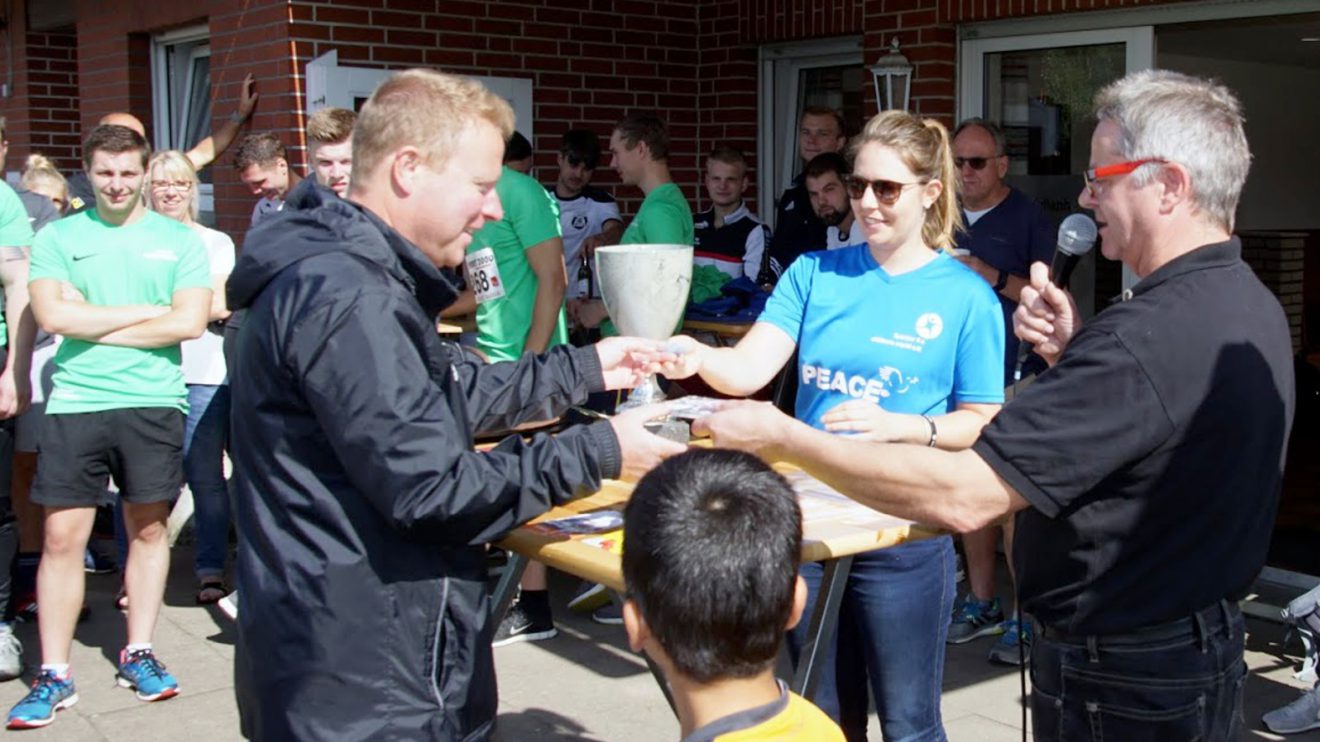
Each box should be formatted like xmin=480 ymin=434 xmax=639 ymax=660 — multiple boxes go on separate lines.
xmin=233 ymin=132 xmax=302 ymax=227
xmin=552 ymin=129 xmax=622 ymax=302
xmin=503 ymin=131 xmax=534 ymax=174
xmin=803 ymin=152 xmax=863 ymax=251
xmin=10 ymin=124 xmax=212 ymax=729
xmin=695 ymin=69 xmax=1294 ymax=742
xmin=225 ymin=69 xmax=683 ymax=741
xmin=761 ymin=106 xmax=847 ymax=283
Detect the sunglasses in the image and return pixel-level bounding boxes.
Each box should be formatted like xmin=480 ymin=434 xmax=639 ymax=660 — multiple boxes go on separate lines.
xmin=565 ymin=153 xmax=598 ymax=170
xmin=843 ymin=175 xmax=923 ymax=205
xmin=1083 ymin=158 xmax=1166 ymax=197
xmin=954 ymin=156 xmax=1001 ymax=171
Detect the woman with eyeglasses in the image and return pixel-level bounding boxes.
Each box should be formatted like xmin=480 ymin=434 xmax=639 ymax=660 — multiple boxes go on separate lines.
xmin=143 ymin=150 xmax=235 ymax=606
xmin=662 ymin=110 xmax=1004 ymax=740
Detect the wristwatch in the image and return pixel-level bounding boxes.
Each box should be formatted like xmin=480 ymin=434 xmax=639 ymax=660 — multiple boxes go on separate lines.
xmin=993 ymin=269 xmax=1008 ymax=292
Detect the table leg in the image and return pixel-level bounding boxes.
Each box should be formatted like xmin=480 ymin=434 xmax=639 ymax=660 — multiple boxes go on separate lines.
xmin=791 ymin=555 xmax=854 ymax=701
xmin=489 ymin=551 xmax=530 ymax=621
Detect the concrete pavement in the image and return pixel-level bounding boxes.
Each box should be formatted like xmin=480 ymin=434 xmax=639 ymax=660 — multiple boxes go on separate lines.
xmin=0 ymin=548 xmax=1316 ymax=740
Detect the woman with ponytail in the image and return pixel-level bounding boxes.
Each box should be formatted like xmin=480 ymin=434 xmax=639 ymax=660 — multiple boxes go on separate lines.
xmin=662 ymin=110 xmax=1004 ymax=739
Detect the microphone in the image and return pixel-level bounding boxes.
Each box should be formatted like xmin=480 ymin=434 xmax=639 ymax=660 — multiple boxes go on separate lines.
xmin=1049 ymin=213 xmax=1098 ymax=291
xmin=1014 ymin=214 xmax=1098 ymax=382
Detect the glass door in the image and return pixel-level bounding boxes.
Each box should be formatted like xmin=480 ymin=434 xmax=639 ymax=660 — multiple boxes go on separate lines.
xmin=758 ymin=39 xmax=863 ymax=225
xmin=961 ymin=27 xmax=1153 ymax=318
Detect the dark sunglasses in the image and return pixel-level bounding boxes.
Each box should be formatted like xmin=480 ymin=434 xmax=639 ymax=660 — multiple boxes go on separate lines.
xmin=954 ymin=156 xmax=999 ymax=170
xmin=843 ymin=175 xmax=923 ymax=205
xmin=565 ymin=153 xmax=598 ymax=170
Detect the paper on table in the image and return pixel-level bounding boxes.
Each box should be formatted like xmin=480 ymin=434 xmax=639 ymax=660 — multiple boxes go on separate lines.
xmin=528 ymin=510 xmax=624 ymax=536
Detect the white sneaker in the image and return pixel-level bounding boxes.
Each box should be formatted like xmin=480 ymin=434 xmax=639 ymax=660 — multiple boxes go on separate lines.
xmin=1262 ymin=684 xmax=1320 ymax=734
xmin=218 ymin=591 xmax=239 ymax=621
xmin=0 ymin=626 xmax=22 ymax=681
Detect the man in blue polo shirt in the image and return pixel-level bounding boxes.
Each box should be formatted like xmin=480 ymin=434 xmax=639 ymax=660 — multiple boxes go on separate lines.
xmin=947 ymin=118 xmax=1054 ymax=666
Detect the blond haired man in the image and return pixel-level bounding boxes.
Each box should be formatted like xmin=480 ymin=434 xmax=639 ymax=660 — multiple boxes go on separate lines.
xmin=306 ymin=107 xmax=355 ymax=197
xmin=226 ymin=69 xmax=683 ymax=740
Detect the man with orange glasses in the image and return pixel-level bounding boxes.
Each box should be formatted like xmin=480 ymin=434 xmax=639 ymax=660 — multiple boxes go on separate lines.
xmin=696 ymin=69 xmax=1293 ymax=742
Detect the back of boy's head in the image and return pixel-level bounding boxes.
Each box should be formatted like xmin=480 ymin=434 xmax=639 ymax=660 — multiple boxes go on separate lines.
xmin=622 ymin=448 xmax=802 ymax=684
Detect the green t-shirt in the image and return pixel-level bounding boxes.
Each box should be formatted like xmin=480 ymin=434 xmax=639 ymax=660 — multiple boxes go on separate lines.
xmin=28 ymin=209 xmax=211 ymax=414
xmin=605 ymin=182 xmax=694 ymax=336
xmin=620 ymin=182 xmax=694 ymax=246
xmin=467 ymin=167 xmax=569 ymax=362
xmin=0 ymin=182 xmax=36 ymax=346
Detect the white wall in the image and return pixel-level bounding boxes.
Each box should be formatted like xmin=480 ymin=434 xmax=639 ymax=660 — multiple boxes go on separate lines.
xmin=1159 ymin=52 xmax=1320 ymax=231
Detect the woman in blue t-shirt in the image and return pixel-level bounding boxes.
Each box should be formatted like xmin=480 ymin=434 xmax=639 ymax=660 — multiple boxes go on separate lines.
xmin=663 ymin=110 xmax=1004 ymax=740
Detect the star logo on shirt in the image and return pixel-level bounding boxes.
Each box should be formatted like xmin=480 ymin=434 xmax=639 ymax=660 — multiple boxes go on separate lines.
xmin=915 ymin=313 xmax=944 ymax=340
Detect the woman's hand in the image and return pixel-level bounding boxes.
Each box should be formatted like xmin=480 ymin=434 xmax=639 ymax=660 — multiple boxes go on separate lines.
xmin=820 ymin=399 xmax=910 ymax=441
xmin=654 ymin=335 xmax=705 ymax=380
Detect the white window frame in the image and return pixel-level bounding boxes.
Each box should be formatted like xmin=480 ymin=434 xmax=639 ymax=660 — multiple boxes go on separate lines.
xmin=151 ymin=25 xmax=214 ymax=216
xmin=757 ymin=37 xmax=863 ymax=225
xmin=305 ymin=50 xmax=535 ymax=142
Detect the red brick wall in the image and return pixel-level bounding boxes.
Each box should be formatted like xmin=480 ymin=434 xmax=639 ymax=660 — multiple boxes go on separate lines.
xmin=0 ymin=0 xmax=81 ymax=177
xmin=210 ymin=0 xmax=302 ymax=240
xmin=288 ymin=0 xmax=701 ymax=220
xmin=5 ymin=29 xmax=81 ymax=174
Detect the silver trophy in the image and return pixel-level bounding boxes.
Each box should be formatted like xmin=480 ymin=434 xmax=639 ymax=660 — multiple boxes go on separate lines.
xmin=595 ymin=243 xmax=693 ymax=410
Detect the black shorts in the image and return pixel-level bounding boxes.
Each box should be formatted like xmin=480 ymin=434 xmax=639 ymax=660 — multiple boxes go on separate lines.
xmin=32 ymin=407 xmax=184 ymax=508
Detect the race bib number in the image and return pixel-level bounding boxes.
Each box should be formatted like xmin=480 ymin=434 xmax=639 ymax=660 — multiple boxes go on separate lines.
xmin=464 ymin=247 xmax=506 ymax=303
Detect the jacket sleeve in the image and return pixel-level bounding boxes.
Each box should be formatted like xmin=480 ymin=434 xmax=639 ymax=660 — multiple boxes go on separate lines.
xmin=449 ymin=342 xmax=607 ymax=435
xmin=285 ymin=290 xmax=622 ymax=546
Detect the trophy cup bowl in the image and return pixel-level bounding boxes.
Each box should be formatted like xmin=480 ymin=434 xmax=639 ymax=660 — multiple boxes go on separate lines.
xmin=595 ymin=243 xmax=693 ymax=410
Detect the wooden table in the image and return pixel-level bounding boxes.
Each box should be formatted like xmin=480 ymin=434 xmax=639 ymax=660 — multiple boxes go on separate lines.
xmin=437 ymin=313 xmax=477 ymax=335
xmin=493 ymin=461 xmax=940 ymax=705
xmin=681 ymin=317 xmax=754 ymax=346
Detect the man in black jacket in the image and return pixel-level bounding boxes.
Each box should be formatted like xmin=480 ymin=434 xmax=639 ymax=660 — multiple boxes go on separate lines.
xmin=227 ymin=69 xmax=683 ymax=741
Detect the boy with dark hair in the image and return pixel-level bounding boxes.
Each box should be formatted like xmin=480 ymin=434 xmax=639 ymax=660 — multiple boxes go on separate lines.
xmin=622 ymin=448 xmax=843 ymax=741
xmin=504 ymin=131 xmax=534 ymax=174
xmin=553 ymin=129 xmax=622 ymax=303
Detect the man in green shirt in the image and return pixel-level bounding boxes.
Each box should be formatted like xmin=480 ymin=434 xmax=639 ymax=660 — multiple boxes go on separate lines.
xmin=572 ymin=113 xmax=694 ymax=333
xmin=461 ymin=164 xmax=569 ymax=362
xmin=8 ymin=125 xmax=211 ymax=730
xmin=0 ymin=179 xmax=37 ymax=682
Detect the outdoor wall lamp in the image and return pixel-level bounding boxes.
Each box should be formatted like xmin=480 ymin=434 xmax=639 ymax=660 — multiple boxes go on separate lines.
xmin=870 ymin=38 xmax=914 ymax=112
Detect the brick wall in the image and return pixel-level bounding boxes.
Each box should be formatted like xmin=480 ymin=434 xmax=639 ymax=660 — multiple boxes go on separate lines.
xmin=3 ymin=28 xmax=81 ymax=175
xmin=0 ymin=0 xmax=81 ymax=176
xmin=287 ymin=0 xmax=701 ymax=221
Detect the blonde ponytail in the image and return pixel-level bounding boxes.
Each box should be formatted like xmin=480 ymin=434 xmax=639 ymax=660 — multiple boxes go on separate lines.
xmin=850 ymin=111 xmax=964 ymax=251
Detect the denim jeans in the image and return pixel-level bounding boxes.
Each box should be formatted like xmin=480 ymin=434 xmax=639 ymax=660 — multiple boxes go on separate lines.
xmin=185 ymin=384 xmax=231 ymax=579
xmin=791 ymin=535 xmax=955 ymax=742
xmin=113 ymin=384 xmax=230 ymax=578
xmin=1030 ymin=601 xmax=1247 ymax=742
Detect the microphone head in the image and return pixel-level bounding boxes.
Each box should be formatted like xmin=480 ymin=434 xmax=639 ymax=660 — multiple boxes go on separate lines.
xmin=1057 ymin=213 xmax=1098 ymax=256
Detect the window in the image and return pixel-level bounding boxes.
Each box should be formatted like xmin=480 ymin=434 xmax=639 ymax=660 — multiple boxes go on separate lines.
xmin=152 ymin=26 xmax=214 ymax=221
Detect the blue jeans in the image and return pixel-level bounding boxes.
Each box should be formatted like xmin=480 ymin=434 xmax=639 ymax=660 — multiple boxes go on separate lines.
xmin=184 ymin=384 xmax=231 ymax=579
xmin=113 ymin=385 xmax=230 ymax=578
xmin=1030 ymin=601 xmax=1246 ymax=742
xmin=792 ymin=535 xmax=955 ymax=742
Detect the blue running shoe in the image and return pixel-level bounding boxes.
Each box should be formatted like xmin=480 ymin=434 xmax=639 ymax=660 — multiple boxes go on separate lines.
xmin=947 ymin=595 xmax=1004 ymax=644
xmin=987 ymin=617 xmax=1034 ymax=666
xmin=7 ymin=671 xmax=78 ymax=729
xmin=115 ymin=649 xmax=179 ymax=701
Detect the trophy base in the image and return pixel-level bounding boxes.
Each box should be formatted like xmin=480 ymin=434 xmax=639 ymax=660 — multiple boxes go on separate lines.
xmin=616 ymin=375 xmax=667 ymax=412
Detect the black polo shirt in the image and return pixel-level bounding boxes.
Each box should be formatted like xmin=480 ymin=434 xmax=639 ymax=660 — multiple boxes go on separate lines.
xmin=762 ymin=176 xmax=825 ymax=283
xmin=973 ymin=238 xmax=1294 ymax=635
